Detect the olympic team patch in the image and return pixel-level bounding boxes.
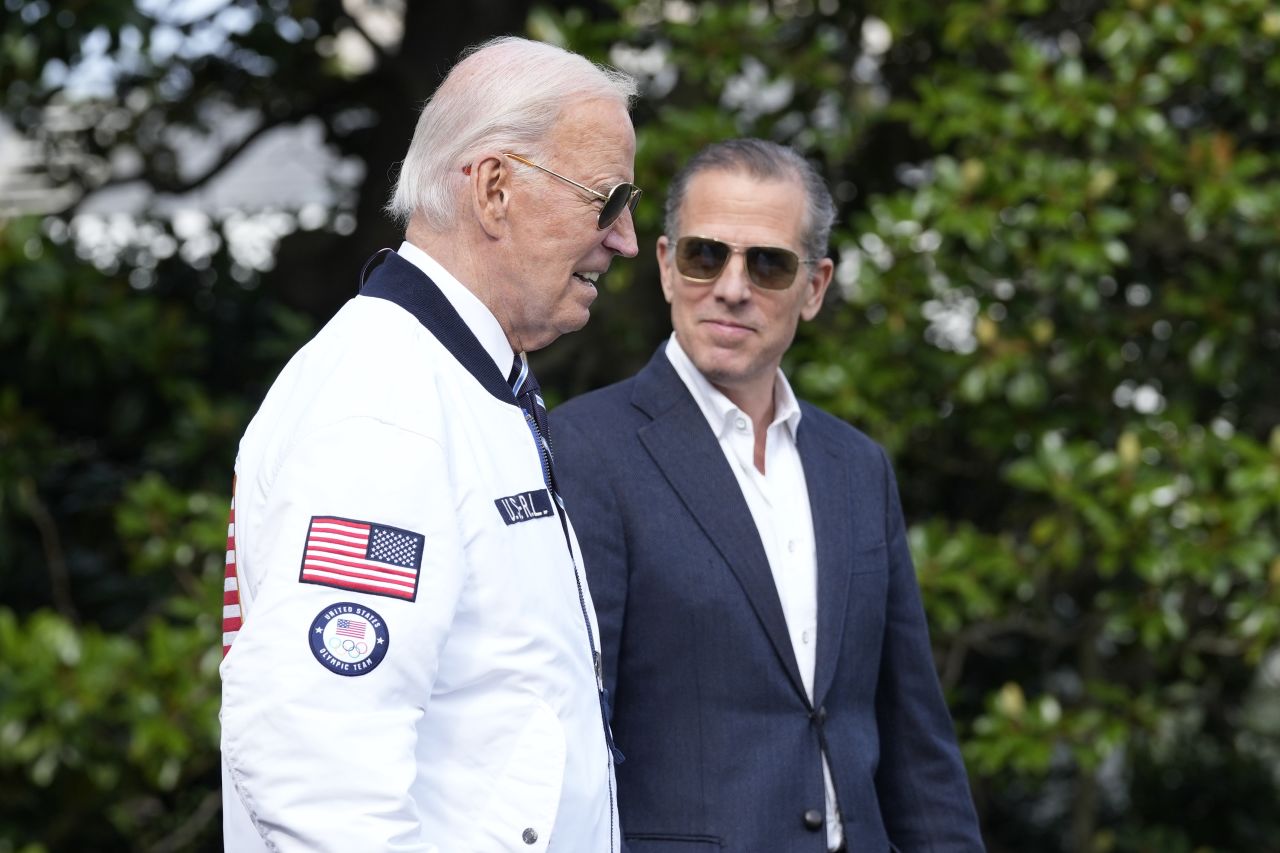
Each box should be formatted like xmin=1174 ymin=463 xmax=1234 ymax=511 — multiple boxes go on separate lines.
xmin=308 ymin=602 xmax=390 ymax=676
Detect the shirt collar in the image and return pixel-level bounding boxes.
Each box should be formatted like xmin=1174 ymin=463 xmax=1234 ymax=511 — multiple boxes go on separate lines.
xmin=397 ymin=240 xmax=515 ymax=376
xmin=664 ymin=332 xmax=802 ymax=440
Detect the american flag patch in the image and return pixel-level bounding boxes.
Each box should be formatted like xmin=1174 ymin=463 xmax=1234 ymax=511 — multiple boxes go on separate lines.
xmin=299 ymin=516 xmax=424 ymax=601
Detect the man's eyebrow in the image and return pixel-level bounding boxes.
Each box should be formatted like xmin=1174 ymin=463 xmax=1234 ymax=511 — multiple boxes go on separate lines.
xmin=594 ymin=175 xmax=633 ymax=193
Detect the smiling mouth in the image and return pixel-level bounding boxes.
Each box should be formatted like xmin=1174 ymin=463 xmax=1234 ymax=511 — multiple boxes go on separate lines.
xmin=572 ymin=272 xmax=600 ymax=287
xmin=705 ymin=318 xmax=752 ymax=332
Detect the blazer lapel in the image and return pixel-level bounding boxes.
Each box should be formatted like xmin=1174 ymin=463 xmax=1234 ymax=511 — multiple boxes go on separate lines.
xmin=799 ymin=414 xmax=853 ymax=708
xmin=632 ymin=349 xmax=808 ymax=701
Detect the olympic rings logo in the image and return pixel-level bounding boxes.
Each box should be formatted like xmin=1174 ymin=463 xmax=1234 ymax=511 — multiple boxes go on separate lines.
xmin=326 ymin=635 xmax=369 ymax=658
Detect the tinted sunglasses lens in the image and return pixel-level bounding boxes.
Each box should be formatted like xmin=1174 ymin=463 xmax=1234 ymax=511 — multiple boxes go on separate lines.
xmin=676 ymin=237 xmax=730 ymax=280
xmin=598 ymin=184 xmax=639 ymax=229
xmin=746 ymin=247 xmax=800 ymax=290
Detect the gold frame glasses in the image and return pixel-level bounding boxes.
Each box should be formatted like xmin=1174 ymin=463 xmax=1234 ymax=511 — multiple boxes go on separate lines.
xmin=504 ymin=153 xmax=641 ymax=230
xmin=673 ymin=235 xmax=818 ymax=291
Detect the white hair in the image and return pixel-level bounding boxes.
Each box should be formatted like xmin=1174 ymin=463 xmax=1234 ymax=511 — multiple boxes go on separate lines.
xmin=386 ymin=36 xmax=637 ymax=229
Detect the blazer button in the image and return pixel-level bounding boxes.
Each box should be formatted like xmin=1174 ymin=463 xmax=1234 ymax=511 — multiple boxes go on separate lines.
xmin=803 ymin=809 xmax=824 ymax=831
xmin=522 ymin=827 xmax=538 ymax=845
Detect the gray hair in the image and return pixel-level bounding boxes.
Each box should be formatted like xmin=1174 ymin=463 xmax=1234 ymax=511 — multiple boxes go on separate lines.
xmin=663 ymin=138 xmax=836 ymax=261
xmin=386 ymin=37 xmax=637 ymax=229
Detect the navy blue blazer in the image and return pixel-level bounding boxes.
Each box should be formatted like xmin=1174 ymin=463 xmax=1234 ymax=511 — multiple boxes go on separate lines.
xmin=552 ymin=345 xmax=984 ymax=853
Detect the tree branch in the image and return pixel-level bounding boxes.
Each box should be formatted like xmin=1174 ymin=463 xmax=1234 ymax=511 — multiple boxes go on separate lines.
xmin=64 ymin=112 xmax=285 ymax=217
xmin=940 ymin=613 xmax=1077 ymax=691
xmin=1069 ymin=612 xmax=1104 ymax=851
xmin=145 ymin=791 xmax=221 ymax=853
xmin=18 ymin=477 xmax=79 ymax=623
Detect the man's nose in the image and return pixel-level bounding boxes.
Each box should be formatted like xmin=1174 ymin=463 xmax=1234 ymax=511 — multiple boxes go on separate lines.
xmin=711 ymin=253 xmax=752 ymax=304
xmin=603 ymin=209 xmax=639 ymax=258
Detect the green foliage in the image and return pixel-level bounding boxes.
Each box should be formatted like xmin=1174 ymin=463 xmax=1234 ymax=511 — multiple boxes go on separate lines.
xmin=547 ymin=0 xmax=1280 ymax=849
xmin=3 ymin=0 xmax=1279 ymax=850
xmin=0 ymin=213 xmax=309 ymax=849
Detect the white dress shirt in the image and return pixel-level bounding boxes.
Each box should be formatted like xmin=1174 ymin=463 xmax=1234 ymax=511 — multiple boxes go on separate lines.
xmin=665 ymin=333 xmax=843 ymax=851
xmin=397 ymin=241 xmax=514 ymax=373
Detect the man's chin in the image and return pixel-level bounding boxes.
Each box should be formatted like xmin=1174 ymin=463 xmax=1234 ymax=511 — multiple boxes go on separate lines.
xmin=689 ymin=348 xmax=756 ymax=387
xmin=570 ymin=291 xmax=597 ymax=326
xmin=545 ymin=306 xmax=592 ymax=345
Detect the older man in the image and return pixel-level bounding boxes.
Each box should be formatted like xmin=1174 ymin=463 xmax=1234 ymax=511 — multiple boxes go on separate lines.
xmin=219 ymin=37 xmax=640 ymax=852
xmin=553 ymin=139 xmax=984 ymax=852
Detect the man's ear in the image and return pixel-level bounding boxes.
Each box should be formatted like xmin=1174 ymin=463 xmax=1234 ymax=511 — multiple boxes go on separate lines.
xmin=799 ymin=257 xmax=834 ymax=322
xmin=471 ymin=155 xmax=510 ymax=238
xmin=656 ymin=235 xmax=675 ymax=305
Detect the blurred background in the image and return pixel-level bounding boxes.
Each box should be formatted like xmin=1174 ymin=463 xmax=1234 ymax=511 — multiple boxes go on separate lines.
xmin=2 ymin=0 xmax=1279 ymax=850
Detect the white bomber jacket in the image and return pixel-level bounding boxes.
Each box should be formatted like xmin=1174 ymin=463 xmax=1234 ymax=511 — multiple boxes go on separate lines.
xmin=220 ymin=248 xmax=618 ymax=852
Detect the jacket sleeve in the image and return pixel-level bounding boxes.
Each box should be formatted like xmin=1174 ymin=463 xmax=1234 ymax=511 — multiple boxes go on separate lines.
xmin=221 ymin=417 xmax=464 ymax=852
xmin=872 ymin=447 xmax=986 ymax=852
xmin=552 ymin=413 xmax=629 ymax=713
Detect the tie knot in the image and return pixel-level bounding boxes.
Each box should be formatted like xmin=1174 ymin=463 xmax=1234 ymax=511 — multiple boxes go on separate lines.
xmin=509 ymin=352 xmax=553 ymax=463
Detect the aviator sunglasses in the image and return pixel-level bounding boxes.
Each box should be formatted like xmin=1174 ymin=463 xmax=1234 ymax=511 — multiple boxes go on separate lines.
xmin=674 ymin=236 xmax=818 ymax=291
xmin=503 ymin=153 xmax=641 ymax=230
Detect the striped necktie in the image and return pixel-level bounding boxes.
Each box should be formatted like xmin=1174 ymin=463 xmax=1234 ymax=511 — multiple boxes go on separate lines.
xmin=508 ymin=352 xmax=555 ymax=469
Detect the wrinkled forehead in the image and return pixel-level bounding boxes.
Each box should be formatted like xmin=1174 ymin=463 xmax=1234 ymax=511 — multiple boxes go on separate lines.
xmin=544 ymin=98 xmax=637 ymax=175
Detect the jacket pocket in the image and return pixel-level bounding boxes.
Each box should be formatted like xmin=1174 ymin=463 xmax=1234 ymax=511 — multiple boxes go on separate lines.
xmin=474 ymin=699 xmax=566 ymax=852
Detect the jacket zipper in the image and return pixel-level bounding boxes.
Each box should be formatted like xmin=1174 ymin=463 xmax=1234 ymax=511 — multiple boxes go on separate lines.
xmin=522 ymin=410 xmax=618 ymax=852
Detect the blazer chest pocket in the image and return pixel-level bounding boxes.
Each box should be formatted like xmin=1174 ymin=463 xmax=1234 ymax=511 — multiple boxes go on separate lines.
xmin=851 ymin=540 xmax=888 ymax=574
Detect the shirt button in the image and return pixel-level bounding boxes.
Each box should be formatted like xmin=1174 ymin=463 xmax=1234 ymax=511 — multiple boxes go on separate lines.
xmin=788 ymin=539 xmax=797 ymax=553
xmin=522 ymin=827 xmax=538 ymax=845
xmin=802 ymin=630 xmax=811 ymax=644
xmin=735 ymin=417 xmax=748 ymax=431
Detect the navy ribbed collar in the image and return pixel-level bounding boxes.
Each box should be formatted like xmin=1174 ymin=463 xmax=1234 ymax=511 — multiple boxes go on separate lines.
xmin=358 ymin=249 xmax=517 ymax=405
